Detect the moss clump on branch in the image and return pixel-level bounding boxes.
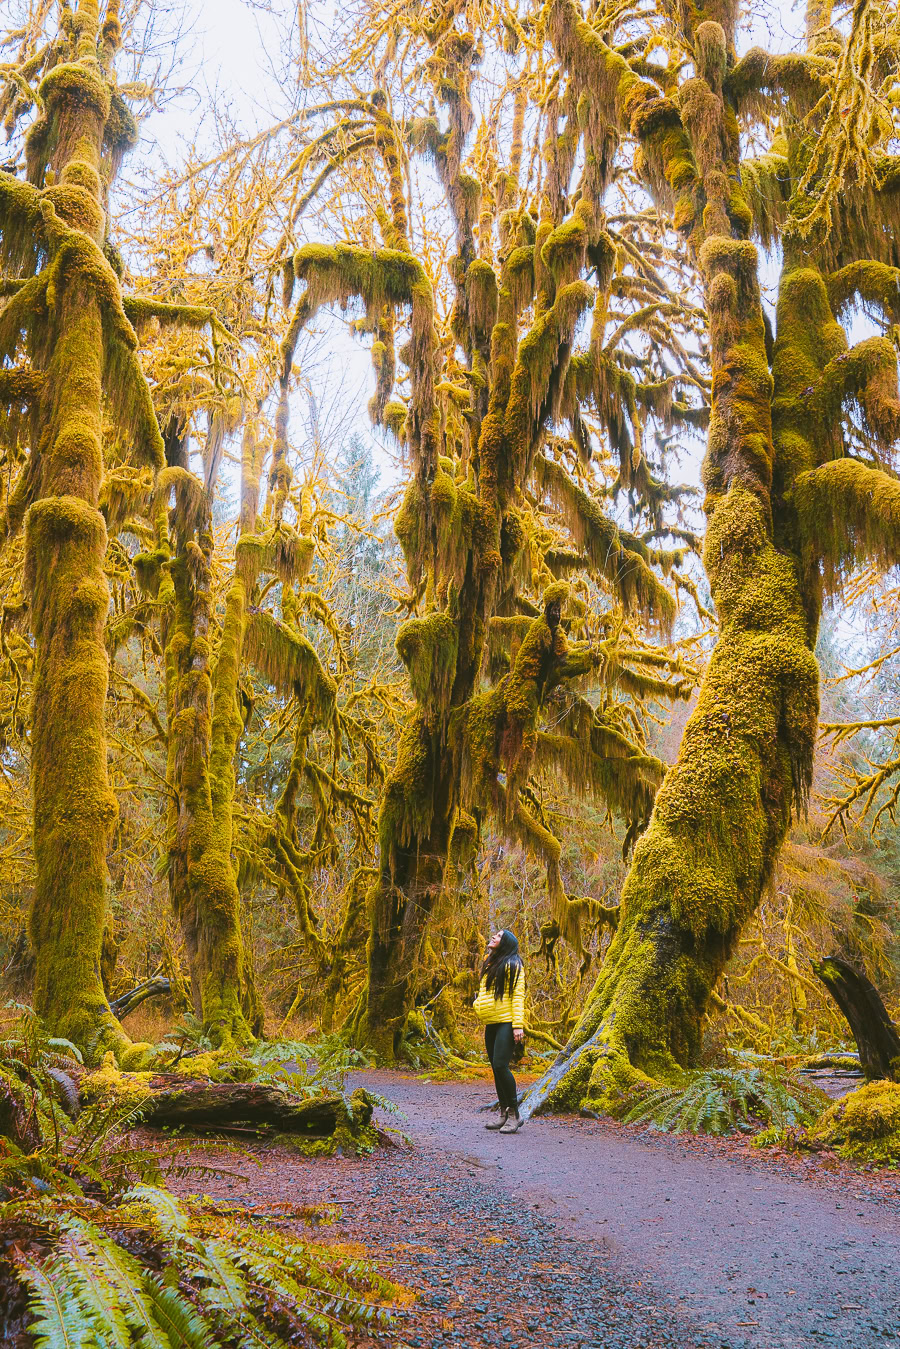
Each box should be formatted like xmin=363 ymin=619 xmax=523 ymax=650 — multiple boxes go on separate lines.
xmin=244 ymin=610 xmax=336 ymax=716
xmin=396 ymin=610 xmax=459 ymax=720
xmin=535 ymin=454 xmax=675 ymax=628
xmin=792 ymin=459 xmax=900 ymax=591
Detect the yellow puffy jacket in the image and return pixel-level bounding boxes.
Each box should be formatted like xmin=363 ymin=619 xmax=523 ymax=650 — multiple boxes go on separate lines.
xmin=473 ymin=965 xmax=525 ymax=1030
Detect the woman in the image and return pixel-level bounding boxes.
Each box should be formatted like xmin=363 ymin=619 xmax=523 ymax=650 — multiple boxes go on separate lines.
xmin=473 ymin=929 xmax=525 ymax=1133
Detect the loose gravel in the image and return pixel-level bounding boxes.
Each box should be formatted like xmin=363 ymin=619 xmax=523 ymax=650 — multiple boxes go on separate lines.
xmin=166 ymin=1069 xmax=900 ymax=1349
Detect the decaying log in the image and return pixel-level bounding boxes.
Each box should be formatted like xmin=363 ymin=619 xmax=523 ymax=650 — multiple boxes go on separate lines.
xmin=811 ymin=956 xmax=900 ymax=1081
xmin=109 ymin=975 xmax=172 ymax=1020
xmin=138 ymin=1080 xmax=375 ymax=1137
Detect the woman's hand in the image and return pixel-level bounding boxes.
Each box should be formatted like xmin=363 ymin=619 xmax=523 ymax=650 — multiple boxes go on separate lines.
xmin=514 ymin=1029 xmax=524 ymax=1043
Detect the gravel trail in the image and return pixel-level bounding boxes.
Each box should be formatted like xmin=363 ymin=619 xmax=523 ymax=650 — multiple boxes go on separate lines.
xmin=349 ymin=1069 xmax=900 ymax=1349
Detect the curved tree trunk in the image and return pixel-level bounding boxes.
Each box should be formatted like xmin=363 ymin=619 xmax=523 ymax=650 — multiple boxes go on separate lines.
xmin=522 ymin=483 xmax=817 ymax=1113
xmin=813 ymin=957 xmax=900 ymax=1081
xmin=523 ymin=5 xmax=829 ymax=1118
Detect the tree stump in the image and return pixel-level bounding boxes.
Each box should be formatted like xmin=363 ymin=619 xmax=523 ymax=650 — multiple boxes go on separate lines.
xmin=812 ymin=956 xmax=900 ymax=1081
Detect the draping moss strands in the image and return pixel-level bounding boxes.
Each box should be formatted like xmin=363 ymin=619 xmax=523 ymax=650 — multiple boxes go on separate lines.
xmin=275 ymin=0 xmax=708 ymax=1057
xmin=521 ymin=0 xmax=900 ymax=1119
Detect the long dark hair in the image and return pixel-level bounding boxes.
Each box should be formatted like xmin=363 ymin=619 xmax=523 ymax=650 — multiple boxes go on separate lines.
xmin=480 ymin=930 xmax=523 ymax=1001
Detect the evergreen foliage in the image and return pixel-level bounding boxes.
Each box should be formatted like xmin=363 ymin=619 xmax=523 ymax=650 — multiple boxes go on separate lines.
xmin=622 ymin=1059 xmax=829 ymax=1136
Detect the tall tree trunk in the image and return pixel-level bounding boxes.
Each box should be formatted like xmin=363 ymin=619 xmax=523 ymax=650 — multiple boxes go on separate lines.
xmin=154 ymin=415 xmax=266 ymax=1048
xmin=26 ymin=1 xmax=146 ymax=1061
xmin=165 ymin=500 xmax=257 ymax=1049
xmin=353 ymin=720 xmax=455 ymax=1057
xmin=205 ymin=422 xmax=266 ymax=1037
xmin=524 ymin=8 xmax=826 ymax=1116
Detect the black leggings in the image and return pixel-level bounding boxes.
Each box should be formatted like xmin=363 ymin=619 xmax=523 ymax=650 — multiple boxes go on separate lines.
xmin=485 ymin=1023 xmax=518 ymax=1112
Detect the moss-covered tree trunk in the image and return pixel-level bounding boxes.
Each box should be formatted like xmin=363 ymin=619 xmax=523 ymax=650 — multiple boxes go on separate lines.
xmin=205 ymin=423 xmax=267 ymax=1038
xmin=354 ymin=722 xmax=455 ymax=1057
xmin=524 ymin=3 xmax=825 ymax=1115
xmin=22 ymin=1 xmax=148 ymax=1061
xmin=526 ymin=0 xmax=900 ymax=1114
xmin=28 ymin=283 xmax=124 ymax=1052
xmin=161 ymin=432 xmax=259 ymax=1049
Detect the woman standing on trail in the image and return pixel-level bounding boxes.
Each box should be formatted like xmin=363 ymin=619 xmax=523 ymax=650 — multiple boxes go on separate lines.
xmin=474 ymin=930 xmax=525 ymax=1133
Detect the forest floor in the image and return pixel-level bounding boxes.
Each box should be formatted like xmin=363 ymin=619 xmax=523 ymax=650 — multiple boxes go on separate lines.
xmin=167 ymin=1070 xmax=900 ymax=1349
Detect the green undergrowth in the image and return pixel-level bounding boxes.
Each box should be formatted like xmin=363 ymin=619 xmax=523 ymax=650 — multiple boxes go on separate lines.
xmin=807 ymin=1080 xmax=900 ymax=1165
xmin=153 ymin=1019 xmax=374 ymax=1092
xmin=621 ymin=1055 xmax=829 ymax=1137
xmin=2 ymin=1186 xmax=406 ymax=1348
xmin=1 ymin=1007 xmax=408 ymax=1345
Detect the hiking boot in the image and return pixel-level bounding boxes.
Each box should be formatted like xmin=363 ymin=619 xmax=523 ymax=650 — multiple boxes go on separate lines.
xmin=484 ymin=1108 xmax=508 ymax=1131
xmin=499 ymin=1110 xmax=522 ymax=1133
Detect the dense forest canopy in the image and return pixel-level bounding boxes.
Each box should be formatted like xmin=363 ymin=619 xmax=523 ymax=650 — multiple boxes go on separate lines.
xmin=0 ymin=0 xmax=897 ymax=1114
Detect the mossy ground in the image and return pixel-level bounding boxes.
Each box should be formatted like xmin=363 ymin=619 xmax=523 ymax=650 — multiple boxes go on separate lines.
xmin=810 ymin=1080 xmax=900 ymax=1165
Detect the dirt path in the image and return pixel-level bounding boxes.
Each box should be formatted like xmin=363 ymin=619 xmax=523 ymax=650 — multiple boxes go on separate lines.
xmin=349 ymin=1070 xmax=900 ymax=1349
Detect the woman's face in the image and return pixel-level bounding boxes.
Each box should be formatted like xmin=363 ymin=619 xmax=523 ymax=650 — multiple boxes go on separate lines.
xmin=487 ymin=931 xmax=503 ymax=951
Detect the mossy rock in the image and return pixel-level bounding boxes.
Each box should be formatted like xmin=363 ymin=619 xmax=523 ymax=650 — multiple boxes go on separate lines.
xmin=810 ymin=1080 xmax=900 ymax=1164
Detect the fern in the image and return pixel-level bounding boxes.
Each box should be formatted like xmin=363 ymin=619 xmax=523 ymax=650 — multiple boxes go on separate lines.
xmin=143 ymin=1276 xmax=217 ymax=1349
xmin=62 ymin=1218 xmax=174 ymax=1349
xmin=16 ymin=1254 xmax=90 ymax=1349
xmin=5 ymin=1186 xmax=404 ymax=1349
xmin=1 ymin=1006 xmax=404 ymax=1348
xmin=623 ymin=1063 xmax=829 ymax=1136
xmin=57 ymin=1226 xmax=134 ymax=1349
xmin=122 ymin=1183 xmax=191 ymax=1237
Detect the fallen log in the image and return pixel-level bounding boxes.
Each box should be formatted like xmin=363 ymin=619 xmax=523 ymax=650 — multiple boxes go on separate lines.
xmin=811 ymin=956 xmax=900 ymax=1081
xmin=138 ymin=1081 xmax=374 ymax=1137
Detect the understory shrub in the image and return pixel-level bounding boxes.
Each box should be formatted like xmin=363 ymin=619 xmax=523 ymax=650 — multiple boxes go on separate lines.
xmin=622 ymin=1060 xmax=829 ymax=1136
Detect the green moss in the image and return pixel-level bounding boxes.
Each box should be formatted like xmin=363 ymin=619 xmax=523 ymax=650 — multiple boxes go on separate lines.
xmin=80 ymin=1053 xmax=154 ymax=1109
xmin=382 ymin=400 xmax=407 ymax=441
xmin=395 ymin=610 xmax=459 ymax=719
xmin=465 ymin=258 xmax=498 ymax=342
xmin=810 ymin=1081 xmax=900 ymax=1164
xmin=540 ymin=201 xmax=591 ymax=289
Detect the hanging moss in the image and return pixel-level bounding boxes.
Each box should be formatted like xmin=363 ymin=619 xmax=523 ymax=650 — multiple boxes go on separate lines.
xmin=827 ymin=261 xmax=900 ymax=326
xmin=244 ymin=610 xmax=336 ymax=717
xmin=792 ymin=460 xmax=900 ymax=592
xmin=0 ymin=366 xmax=43 ymax=406
xmin=465 ymin=258 xmax=498 ymax=342
xmin=535 ymin=454 xmax=675 ymax=627
xmin=235 ymin=527 xmax=314 ymax=588
xmin=504 ymin=280 xmax=593 ymax=487
xmin=541 ymin=200 xmax=592 ymax=290
xmin=396 ymin=610 xmax=459 ymax=721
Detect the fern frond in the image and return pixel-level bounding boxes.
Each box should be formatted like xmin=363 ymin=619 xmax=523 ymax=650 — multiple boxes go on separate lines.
xmin=16 ymin=1254 xmax=90 ymax=1349
xmin=623 ymin=1064 xmax=828 ymax=1135
xmin=57 ymin=1225 xmax=133 ymax=1349
xmin=143 ymin=1276 xmax=216 ymax=1349
xmin=64 ymin=1218 xmax=177 ymax=1349
xmin=122 ymin=1184 xmax=191 ymax=1238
